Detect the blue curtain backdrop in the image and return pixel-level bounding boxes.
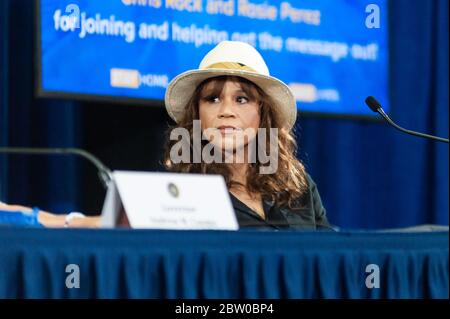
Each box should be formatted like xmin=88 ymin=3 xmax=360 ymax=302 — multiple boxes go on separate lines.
xmin=0 ymin=0 xmax=448 ymax=229
xmin=299 ymin=0 xmax=449 ymax=229
xmin=0 ymin=0 xmax=81 ymax=214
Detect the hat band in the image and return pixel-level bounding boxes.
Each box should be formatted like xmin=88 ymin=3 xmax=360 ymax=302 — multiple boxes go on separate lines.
xmin=204 ymin=62 xmax=257 ymax=73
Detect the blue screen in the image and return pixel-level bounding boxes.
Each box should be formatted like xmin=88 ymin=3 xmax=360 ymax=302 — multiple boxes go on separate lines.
xmin=39 ymin=0 xmax=389 ymax=116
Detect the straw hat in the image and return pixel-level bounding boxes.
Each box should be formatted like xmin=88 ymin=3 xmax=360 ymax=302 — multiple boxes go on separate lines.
xmin=165 ymin=41 xmax=297 ymax=129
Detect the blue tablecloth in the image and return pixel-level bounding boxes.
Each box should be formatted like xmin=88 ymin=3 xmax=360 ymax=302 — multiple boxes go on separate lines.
xmin=0 ymin=228 xmax=448 ymax=299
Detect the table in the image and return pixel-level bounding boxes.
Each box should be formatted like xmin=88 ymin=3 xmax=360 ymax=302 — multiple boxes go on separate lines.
xmin=0 ymin=228 xmax=448 ymax=298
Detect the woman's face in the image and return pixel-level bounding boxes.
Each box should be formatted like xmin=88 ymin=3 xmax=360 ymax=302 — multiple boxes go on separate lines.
xmin=198 ymin=79 xmax=261 ymax=151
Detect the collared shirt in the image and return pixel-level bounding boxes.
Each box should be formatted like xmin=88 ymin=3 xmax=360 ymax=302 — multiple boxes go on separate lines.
xmin=229 ymin=174 xmax=334 ymax=231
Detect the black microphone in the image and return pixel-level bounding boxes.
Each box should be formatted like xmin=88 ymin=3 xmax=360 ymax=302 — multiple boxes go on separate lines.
xmin=365 ymin=96 xmax=449 ymax=143
xmin=0 ymin=147 xmax=113 ymax=189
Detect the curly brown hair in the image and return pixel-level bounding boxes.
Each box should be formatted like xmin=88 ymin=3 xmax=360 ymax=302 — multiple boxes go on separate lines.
xmin=163 ymin=76 xmax=308 ymax=209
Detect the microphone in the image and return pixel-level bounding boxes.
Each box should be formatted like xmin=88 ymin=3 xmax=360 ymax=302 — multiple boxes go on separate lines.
xmin=365 ymin=96 xmax=449 ymax=143
xmin=0 ymin=147 xmax=113 ymax=189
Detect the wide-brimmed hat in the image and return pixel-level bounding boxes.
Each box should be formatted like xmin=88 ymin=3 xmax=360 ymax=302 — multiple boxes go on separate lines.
xmin=164 ymin=41 xmax=297 ymax=129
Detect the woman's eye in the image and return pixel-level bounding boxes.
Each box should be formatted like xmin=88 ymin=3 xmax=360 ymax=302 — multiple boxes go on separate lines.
xmin=236 ymin=96 xmax=249 ymax=104
xmin=205 ymin=96 xmax=220 ymax=103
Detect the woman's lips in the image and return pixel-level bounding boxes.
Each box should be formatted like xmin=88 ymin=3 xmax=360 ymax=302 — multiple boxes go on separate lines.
xmin=217 ymin=125 xmax=239 ymax=133
xmin=217 ymin=126 xmax=241 ymax=134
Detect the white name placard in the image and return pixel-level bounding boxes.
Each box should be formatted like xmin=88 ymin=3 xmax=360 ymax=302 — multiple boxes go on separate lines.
xmin=101 ymin=171 xmax=239 ymax=230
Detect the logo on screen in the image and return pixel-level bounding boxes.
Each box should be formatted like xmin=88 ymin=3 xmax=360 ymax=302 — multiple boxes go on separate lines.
xmin=110 ymin=68 xmax=140 ymax=89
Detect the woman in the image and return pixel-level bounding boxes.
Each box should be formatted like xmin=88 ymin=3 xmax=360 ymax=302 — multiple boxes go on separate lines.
xmin=163 ymin=40 xmax=331 ymax=230
xmin=1 ymin=41 xmax=331 ymax=230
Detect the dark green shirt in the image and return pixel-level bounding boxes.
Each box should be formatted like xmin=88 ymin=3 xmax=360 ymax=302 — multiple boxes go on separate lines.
xmin=230 ymin=174 xmax=333 ymax=231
